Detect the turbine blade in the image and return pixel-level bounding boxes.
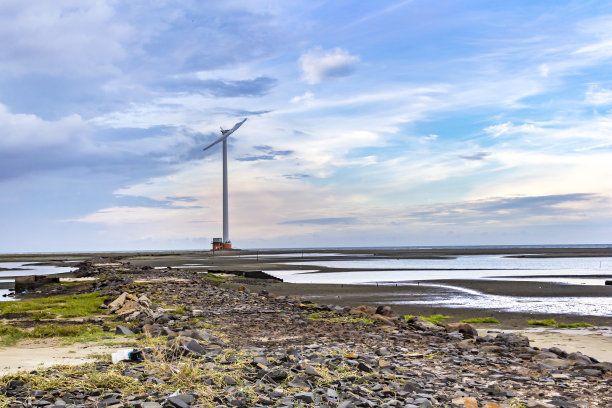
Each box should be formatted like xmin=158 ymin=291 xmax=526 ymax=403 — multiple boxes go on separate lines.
xmin=230 ymin=118 xmax=247 ymax=133
xmin=202 ymin=118 xmax=247 ymax=151
xmin=203 ymin=134 xmax=229 ymax=151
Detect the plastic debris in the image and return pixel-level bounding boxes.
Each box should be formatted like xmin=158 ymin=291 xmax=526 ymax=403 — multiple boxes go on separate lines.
xmin=111 ymin=348 xmax=144 ymax=364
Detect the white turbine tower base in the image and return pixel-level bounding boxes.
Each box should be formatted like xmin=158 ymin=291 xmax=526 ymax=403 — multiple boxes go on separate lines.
xmin=203 ymin=118 xmax=247 ymax=250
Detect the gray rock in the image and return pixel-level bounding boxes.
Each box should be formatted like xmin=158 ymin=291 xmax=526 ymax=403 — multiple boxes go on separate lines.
xmin=495 ymin=332 xmax=530 ymax=347
xmin=141 ymin=403 xmax=162 ymax=408
xmin=253 ymin=356 xmax=268 ymax=366
xmin=167 ymin=396 xmax=190 ymax=408
xmin=376 ymin=347 xmax=390 ymax=356
xmin=185 ymin=339 xmax=207 ymax=355
xmin=304 ymin=365 xmax=322 ymax=377
xmin=326 ymin=388 xmax=339 ymax=400
xmin=167 ymin=394 xmax=194 ymax=407
xmin=580 ymin=368 xmax=601 ymax=377
xmin=115 ymin=325 xmax=134 ymax=335
xmin=413 ymin=398 xmax=432 ymax=408
xmin=539 ymin=358 xmax=571 ymax=369
xmin=402 ymin=381 xmax=422 ymax=393
xmin=98 ymin=398 xmax=121 ymax=407
xmin=224 ymin=375 xmax=238 ymax=385
xmin=445 ymin=322 xmax=478 ymax=339
xmin=268 ymin=369 xmax=288 ymax=382
xmin=288 ymin=376 xmax=310 ymax=389
xmin=187 ymin=330 xmax=226 ymax=346
xmin=294 ymin=392 xmax=315 ymax=404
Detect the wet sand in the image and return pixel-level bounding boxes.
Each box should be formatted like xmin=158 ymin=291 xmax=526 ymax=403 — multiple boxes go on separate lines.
xmin=2 ymin=247 xmax=611 ymax=325
xmin=227 ymin=280 xmax=612 ymax=328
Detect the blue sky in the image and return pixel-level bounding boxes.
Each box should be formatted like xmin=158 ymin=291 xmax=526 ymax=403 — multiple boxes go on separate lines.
xmin=2 ymin=0 xmax=612 ymax=252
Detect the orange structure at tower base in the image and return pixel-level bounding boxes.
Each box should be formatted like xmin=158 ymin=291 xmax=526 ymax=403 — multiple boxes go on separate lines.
xmin=212 ymin=238 xmax=232 ymax=250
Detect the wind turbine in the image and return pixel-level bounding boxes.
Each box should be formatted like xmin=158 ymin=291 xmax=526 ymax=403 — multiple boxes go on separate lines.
xmin=203 ymin=118 xmax=247 ymax=250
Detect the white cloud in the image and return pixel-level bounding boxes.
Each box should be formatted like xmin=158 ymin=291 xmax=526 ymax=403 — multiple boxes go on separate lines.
xmin=0 ymin=104 xmax=89 ymax=149
xmin=291 ymin=91 xmax=315 ymax=104
xmin=585 ymin=85 xmax=612 ymax=106
xmin=0 ymin=0 xmax=133 ymax=76
xmin=299 ymin=47 xmax=359 ymax=84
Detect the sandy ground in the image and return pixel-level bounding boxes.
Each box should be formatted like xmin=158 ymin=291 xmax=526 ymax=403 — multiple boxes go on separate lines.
xmin=477 ymin=327 xmax=612 ymax=363
xmin=0 ymin=339 xmax=118 ymax=376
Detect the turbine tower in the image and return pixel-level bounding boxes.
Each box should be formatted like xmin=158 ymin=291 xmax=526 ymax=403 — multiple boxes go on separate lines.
xmin=203 ymin=118 xmax=247 ymax=250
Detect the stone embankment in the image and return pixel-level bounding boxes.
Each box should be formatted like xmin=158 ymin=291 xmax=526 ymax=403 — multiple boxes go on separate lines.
xmin=1 ymin=261 xmax=610 ymax=407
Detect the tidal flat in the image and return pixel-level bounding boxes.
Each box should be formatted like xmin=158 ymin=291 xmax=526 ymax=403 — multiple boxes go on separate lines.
xmin=0 ymin=247 xmax=611 ymax=407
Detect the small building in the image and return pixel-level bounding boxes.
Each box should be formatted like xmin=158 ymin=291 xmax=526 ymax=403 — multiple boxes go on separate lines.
xmin=212 ymin=238 xmax=232 ymax=250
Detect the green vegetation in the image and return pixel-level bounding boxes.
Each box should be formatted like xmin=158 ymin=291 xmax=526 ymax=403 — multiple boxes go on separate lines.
xmin=50 ymin=280 xmax=86 ymax=287
xmin=556 ymin=322 xmax=594 ymax=328
xmin=203 ymin=273 xmax=226 ymax=283
xmin=0 ymin=292 xmax=106 ymax=319
xmin=0 ymin=324 xmax=108 ymax=346
xmin=307 ymin=312 xmax=373 ymax=325
xmin=167 ymin=305 xmax=186 ymax=315
xmin=0 ymin=326 xmax=23 ymax=346
xmin=528 ymin=319 xmax=558 ymax=327
xmin=30 ymin=311 xmax=57 ymax=320
xmin=404 ymin=314 xmax=452 ymax=326
xmin=461 ymin=317 xmax=500 ymax=324
xmin=528 ymin=319 xmax=594 ymax=328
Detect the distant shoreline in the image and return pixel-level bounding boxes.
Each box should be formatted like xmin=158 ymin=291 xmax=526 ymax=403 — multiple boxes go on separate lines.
xmin=1 ymin=243 xmax=612 ymax=257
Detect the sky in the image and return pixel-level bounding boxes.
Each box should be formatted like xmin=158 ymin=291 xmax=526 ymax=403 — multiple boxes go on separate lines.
xmin=2 ymin=0 xmax=612 ymax=252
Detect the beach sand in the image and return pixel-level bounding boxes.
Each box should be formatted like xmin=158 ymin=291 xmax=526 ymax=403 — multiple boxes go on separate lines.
xmin=0 ymin=339 xmax=117 ymax=376
xmin=477 ymin=327 xmax=612 ymax=363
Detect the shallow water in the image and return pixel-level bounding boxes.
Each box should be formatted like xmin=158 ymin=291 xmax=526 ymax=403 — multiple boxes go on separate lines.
xmin=283 ymin=255 xmax=612 ymax=281
xmin=0 ymin=262 xmax=76 ymax=302
xmin=268 ymin=255 xmax=612 ymax=317
xmin=387 ymin=283 xmax=612 ymax=317
xmin=217 ymin=252 xmax=369 ymax=258
xmin=0 ymin=262 xmax=75 ymax=278
xmin=153 ymin=265 xmax=210 ymax=269
xmin=0 ymin=289 xmax=10 ymax=300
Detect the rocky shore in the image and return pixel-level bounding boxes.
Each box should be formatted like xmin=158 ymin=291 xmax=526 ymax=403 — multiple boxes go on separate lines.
xmin=1 ymin=260 xmax=611 ymax=407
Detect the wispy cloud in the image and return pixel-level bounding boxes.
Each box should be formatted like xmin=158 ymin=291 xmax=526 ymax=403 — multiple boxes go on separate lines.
xmin=585 ymin=85 xmax=612 ymax=106
xmin=459 ymin=152 xmax=491 ymax=161
xmin=283 ymin=173 xmax=311 ymax=180
xmin=158 ymin=76 xmax=278 ymax=98
xmin=281 ymin=217 xmax=356 ymax=225
xmin=299 ymin=47 xmax=359 ymax=84
xmin=237 ymin=145 xmax=293 ymax=162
